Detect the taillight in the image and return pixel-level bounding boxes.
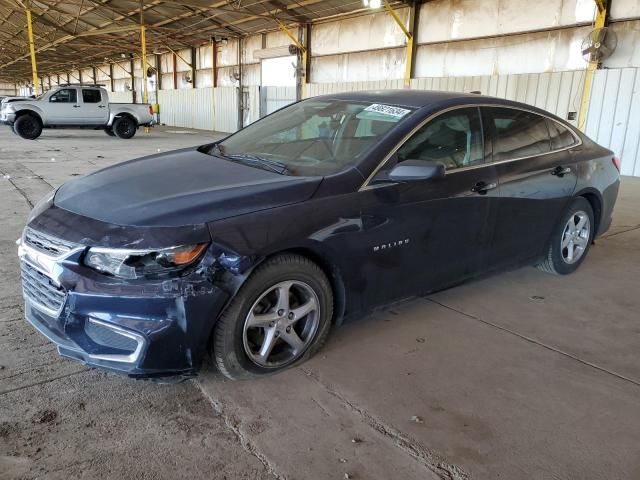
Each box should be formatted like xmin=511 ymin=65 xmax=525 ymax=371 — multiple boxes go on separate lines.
xmin=148 ymin=105 xmax=153 ymax=115
xmin=612 ymin=156 xmax=621 ymax=172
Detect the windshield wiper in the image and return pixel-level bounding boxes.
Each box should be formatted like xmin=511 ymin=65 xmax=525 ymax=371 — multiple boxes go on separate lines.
xmin=224 ymin=153 xmax=290 ymax=175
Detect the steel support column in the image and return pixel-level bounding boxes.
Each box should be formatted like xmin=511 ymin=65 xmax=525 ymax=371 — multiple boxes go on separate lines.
xmin=578 ymin=1 xmax=608 ymax=131
xmin=191 ymin=47 xmax=197 ymax=88
xmin=25 ymin=4 xmax=40 ymax=95
xmin=276 ymin=19 xmax=307 ymax=100
xmin=172 ymin=53 xmax=177 ymax=89
xmin=130 ymin=58 xmax=136 ymax=103
xmin=383 ymin=0 xmax=414 ymax=88
xmin=237 ymin=37 xmax=243 ymax=131
xmin=109 ymin=63 xmax=115 ymax=91
xmin=212 ymin=40 xmax=218 ymax=87
xmin=141 ymin=25 xmax=149 ymax=103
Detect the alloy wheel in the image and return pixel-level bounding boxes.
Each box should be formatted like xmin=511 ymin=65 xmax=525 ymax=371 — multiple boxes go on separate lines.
xmin=560 ymin=210 xmax=590 ymax=264
xmin=242 ymin=280 xmax=320 ymax=368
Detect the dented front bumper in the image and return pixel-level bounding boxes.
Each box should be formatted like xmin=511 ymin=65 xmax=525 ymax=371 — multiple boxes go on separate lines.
xmin=18 ymin=227 xmax=230 ymax=378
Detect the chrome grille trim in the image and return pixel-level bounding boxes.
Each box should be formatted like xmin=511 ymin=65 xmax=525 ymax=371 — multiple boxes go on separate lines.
xmin=85 ymin=320 xmax=138 ymax=352
xmin=85 ymin=318 xmax=145 ymax=363
xmin=24 ymin=227 xmax=78 ymax=257
xmin=20 ymin=261 xmax=66 ymax=317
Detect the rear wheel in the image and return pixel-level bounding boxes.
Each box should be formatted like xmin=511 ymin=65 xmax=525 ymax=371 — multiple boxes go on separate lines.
xmin=212 ymin=254 xmax=333 ymax=380
xmin=104 ymin=127 xmax=115 ymax=136
xmin=537 ymin=197 xmax=594 ymax=275
xmin=13 ymin=114 xmax=42 ymax=140
xmin=112 ymin=116 xmax=137 ymax=139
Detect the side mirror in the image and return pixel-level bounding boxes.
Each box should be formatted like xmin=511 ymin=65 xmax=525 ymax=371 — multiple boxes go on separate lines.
xmin=388 ymin=160 xmax=446 ymax=182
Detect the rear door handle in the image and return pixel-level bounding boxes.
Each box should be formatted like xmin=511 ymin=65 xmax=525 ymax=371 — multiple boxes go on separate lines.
xmin=551 ymin=166 xmax=571 ymax=177
xmin=471 ymin=181 xmax=498 ymax=195
xmin=98 ymin=105 xmax=106 ymax=108
xmin=73 ymin=105 xmax=81 ymax=108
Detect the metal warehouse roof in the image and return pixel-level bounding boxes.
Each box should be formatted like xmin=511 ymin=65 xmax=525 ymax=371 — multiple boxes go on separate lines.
xmin=0 ymin=0 xmax=407 ymax=82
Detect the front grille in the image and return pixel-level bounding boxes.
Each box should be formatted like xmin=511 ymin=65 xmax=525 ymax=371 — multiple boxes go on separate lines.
xmin=24 ymin=227 xmax=78 ymax=257
xmin=20 ymin=261 xmax=66 ymax=315
xmin=85 ymin=321 xmax=138 ymax=352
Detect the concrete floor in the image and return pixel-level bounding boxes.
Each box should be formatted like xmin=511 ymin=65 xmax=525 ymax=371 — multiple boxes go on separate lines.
xmin=1 ymin=126 xmax=639 ymax=480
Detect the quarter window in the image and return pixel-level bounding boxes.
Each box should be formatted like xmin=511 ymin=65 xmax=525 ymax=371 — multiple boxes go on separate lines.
xmin=488 ymin=108 xmax=551 ymax=161
xmin=547 ymin=119 xmax=577 ymax=150
xmin=49 ymin=89 xmax=77 ymax=103
xmin=82 ymin=89 xmax=102 ymax=103
xmin=396 ymin=107 xmax=484 ymax=170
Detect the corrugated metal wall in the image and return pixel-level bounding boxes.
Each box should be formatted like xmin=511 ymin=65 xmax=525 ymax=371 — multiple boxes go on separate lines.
xmin=262 ymin=86 xmax=297 ymax=115
xmin=214 ymin=87 xmax=238 ymax=133
xmin=584 ymin=68 xmax=640 ymax=176
xmin=158 ymin=88 xmax=215 ymax=130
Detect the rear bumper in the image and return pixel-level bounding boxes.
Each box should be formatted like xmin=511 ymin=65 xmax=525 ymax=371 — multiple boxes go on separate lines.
xmin=596 ymin=177 xmax=620 ymax=237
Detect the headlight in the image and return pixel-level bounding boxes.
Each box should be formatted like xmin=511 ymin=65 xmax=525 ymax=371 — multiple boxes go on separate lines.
xmin=27 ymin=188 xmax=57 ymax=224
xmin=84 ymin=244 xmax=208 ymax=279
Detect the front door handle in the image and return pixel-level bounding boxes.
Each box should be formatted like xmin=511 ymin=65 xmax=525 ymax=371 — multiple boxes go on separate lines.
xmin=73 ymin=105 xmax=81 ymax=108
xmin=98 ymin=105 xmax=106 ymax=108
xmin=551 ymin=166 xmax=571 ymax=177
xmin=471 ymin=181 xmax=498 ymax=195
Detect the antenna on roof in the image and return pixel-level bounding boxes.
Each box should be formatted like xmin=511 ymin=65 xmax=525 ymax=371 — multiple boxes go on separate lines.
xmin=469 ymin=90 xmax=482 ymax=95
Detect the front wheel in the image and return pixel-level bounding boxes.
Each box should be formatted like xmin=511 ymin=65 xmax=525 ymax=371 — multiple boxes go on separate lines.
xmin=537 ymin=197 xmax=595 ymax=275
xmin=212 ymin=254 xmax=333 ymax=380
xmin=112 ymin=116 xmax=137 ymax=139
xmin=13 ymin=114 xmax=42 ymax=139
xmin=104 ymin=127 xmax=115 ymax=136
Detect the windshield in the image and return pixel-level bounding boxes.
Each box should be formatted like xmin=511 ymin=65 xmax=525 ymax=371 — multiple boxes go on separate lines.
xmin=206 ymin=99 xmax=414 ymax=176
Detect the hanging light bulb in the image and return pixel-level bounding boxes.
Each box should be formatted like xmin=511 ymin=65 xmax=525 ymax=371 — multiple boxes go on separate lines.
xmin=370 ymin=0 xmax=382 ymax=7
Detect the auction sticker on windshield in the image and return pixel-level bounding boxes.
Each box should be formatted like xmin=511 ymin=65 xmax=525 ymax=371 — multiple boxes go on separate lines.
xmin=362 ymin=103 xmax=411 ymax=119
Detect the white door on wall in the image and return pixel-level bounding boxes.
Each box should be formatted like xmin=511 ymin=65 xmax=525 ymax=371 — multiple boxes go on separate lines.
xmin=261 ymin=56 xmax=297 ymax=116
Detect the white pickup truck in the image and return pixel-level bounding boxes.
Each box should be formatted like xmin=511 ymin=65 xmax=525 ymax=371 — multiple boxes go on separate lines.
xmin=0 ymin=84 xmax=153 ymax=140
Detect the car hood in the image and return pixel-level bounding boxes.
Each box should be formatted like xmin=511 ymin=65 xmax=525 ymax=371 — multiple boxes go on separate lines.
xmin=54 ymin=147 xmax=323 ymax=227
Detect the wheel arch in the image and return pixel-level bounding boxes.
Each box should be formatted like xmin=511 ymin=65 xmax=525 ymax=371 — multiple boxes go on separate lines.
xmin=15 ymin=108 xmax=43 ymax=124
xmin=113 ymin=112 xmax=138 ymax=124
xmin=280 ymin=246 xmax=347 ymax=326
xmin=575 ymin=188 xmax=603 ymax=236
xmin=220 ymin=242 xmax=348 ymax=327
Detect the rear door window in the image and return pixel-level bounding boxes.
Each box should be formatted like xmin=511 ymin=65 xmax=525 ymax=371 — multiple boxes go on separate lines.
xmin=487 ymin=107 xmax=551 ymax=161
xmin=82 ymin=89 xmax=102 ymax=103
xmin=547 ymin=119 xmax=578 ymax=150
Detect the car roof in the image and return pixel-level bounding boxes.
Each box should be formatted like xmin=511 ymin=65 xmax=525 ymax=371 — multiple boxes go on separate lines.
xmin=313 ymin=89 xmax=482 ymax=108
xmin=311 ymin=89 xmax=543 ymax=111
xmin=310 ymin=89 xmax=575 ymax=129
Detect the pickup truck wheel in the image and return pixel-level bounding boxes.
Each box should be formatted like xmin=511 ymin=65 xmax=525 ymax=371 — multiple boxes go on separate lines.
xmin=13 ymin=114 xmax=42 ymax=140
xmin=104 ymin=127 xmax=115 ymax=137
xmin=113 ymin=116 xmax=137 ymax=139
xmin=212 ymin=254 xmax=333 ymax=380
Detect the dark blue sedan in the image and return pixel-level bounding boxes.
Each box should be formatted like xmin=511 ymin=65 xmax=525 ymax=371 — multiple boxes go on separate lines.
xmin=18 ymin=90 xmax=620 ymax=380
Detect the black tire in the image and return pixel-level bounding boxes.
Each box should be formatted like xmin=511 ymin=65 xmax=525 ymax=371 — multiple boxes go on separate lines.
xmin=112 ymin=116 xmax=137 ymax=139
xmin=104 ymin=127 xmax=116 ymax=137
xmin=537 ymin=197 xmax=595 ymax=275
xmin=13 ymin=114 xmax=42 ymax=140
xmin=212 ymin=254 xmax=333 ymax=380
